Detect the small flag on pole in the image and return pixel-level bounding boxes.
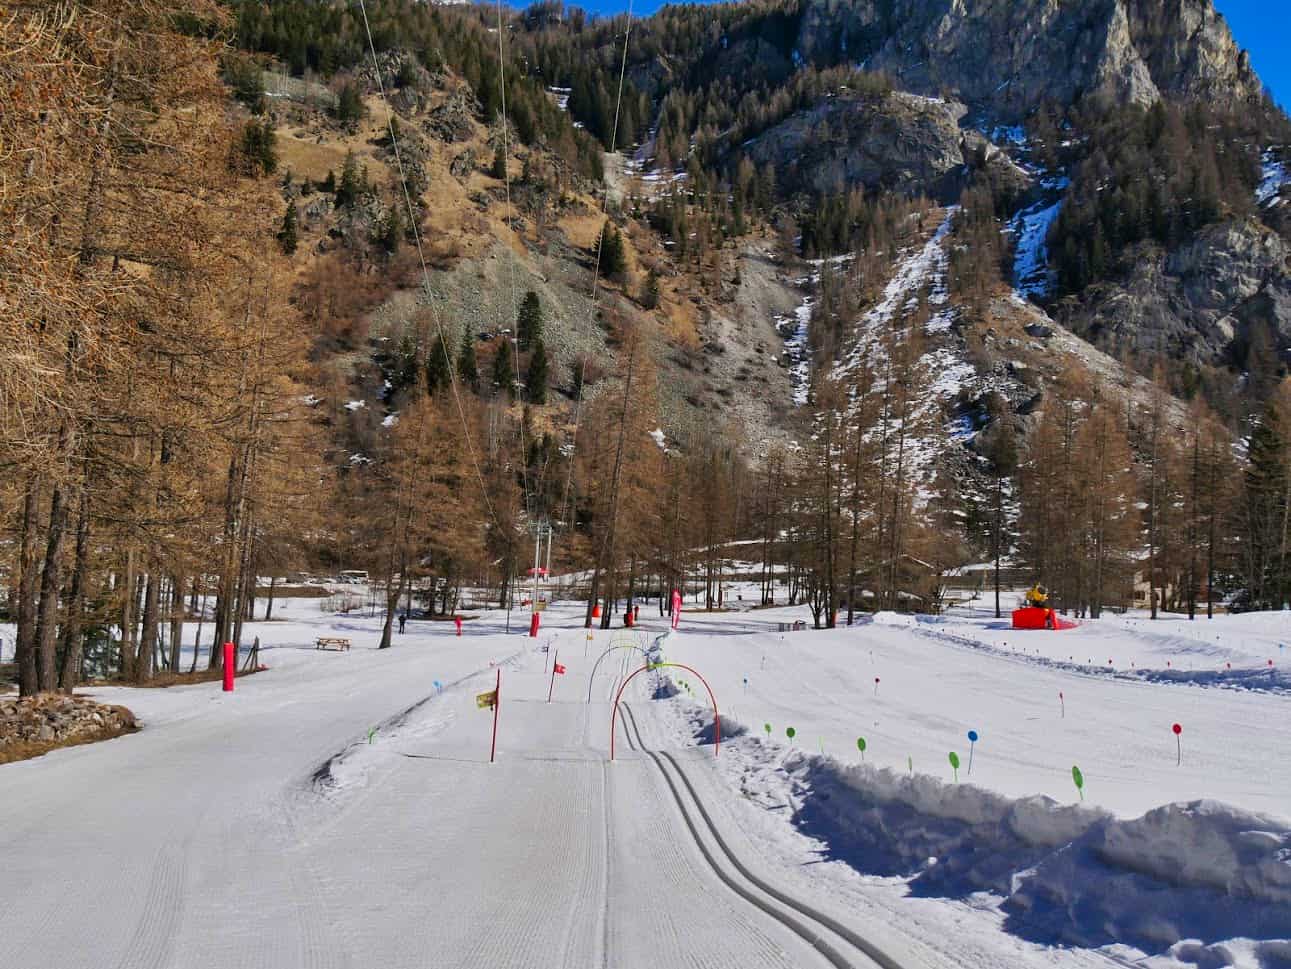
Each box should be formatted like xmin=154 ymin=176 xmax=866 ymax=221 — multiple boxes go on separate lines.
xmin=476 ymin=690 xmax=498 ymax=710
xmin=554 ymin=662 xmax=566 ymax=675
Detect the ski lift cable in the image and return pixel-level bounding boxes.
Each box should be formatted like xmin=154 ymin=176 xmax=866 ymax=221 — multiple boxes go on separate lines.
xmin=355 ymin=0 xmax=500 ymax=530
xmin=493 ymin=0 xmax=537 ymax=526
xmin=559 ymin=1 xmax=635 ymax=530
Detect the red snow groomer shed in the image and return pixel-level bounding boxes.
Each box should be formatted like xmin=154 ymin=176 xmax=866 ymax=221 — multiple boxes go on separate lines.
xmin=1011 ymin=586 xmax=1078 ymax=630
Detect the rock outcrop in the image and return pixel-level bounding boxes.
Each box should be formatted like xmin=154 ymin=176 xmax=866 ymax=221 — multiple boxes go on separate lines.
xmin=1057 ymin=219 xmax=1291 ymax=364
xmin=0 ymin=694 xmax=137 ymax=754
xmin=796 ymin=0 xmax=1260 ymax=120
xmin=745 ymin=91 xmax=975 ymax=200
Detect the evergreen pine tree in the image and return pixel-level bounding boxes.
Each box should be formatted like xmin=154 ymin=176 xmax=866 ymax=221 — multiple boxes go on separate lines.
xmin=237 ymin=119 xmax=277 ymax=177
xmin=492 ymin=342 xmax=514 ymax=400
xmin=516 ymin=290 xmax=543 ymax=349
xmin=526 ymin=339 xmax=549 ymax=404
xmin=336 ymin=151 xmax=361 ymax=208
xmin=391 ymin=333 xmax=419 ymax=396
xmin=491 ymin=141 xmax=507 ymax=180
xmin=335 ymin=81 xmax=365 ymax=124
xmin=596 ymin=220 xmax=625 ymax=278
xmin=458 ymin=325 xmax=479 ymax=392
xmin=378 ymin=206 xmax=401 ymax=254
xmin=639 ymin=269 xmax=660 ymax=309
xmin=425 ymin=331 xmax=452 ymax=397
xmin=278 ymin=200 xmax=298 ymax=255
xmin=1243 ymin=401 xmax=1288 ymax=607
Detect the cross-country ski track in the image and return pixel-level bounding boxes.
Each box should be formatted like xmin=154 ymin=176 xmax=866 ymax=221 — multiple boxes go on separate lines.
xmin=2 ymin=597 xmax=1288 ymax=968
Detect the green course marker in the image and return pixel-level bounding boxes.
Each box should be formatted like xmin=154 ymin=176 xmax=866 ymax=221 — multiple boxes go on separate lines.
xmin=1072 ymin=765 xmax=1085 ymax=801
xmin=368 ymin=726 xmax=377 ymax=745
xmin=948 ymin=751 xmax=960 ymax=782
xmin=764 ymin=722 xmax=772 ymax=737
xmin=786 ymin=726 xmax=796 ymax=742
xmin=856 ymin=737 xmax=867 ymax=762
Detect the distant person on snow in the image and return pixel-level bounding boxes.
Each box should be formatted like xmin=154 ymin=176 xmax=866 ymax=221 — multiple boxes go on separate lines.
xmin=398 ymin=613 xmax=407 ymax=635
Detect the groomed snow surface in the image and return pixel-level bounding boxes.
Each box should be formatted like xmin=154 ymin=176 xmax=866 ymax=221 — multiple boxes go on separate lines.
xmin=3 ymin=593 xmax=1289 ymax=968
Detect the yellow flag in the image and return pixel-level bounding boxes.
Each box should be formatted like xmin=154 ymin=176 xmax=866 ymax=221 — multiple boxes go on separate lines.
xmin=475 ymin=690 xmax=497 ymax=710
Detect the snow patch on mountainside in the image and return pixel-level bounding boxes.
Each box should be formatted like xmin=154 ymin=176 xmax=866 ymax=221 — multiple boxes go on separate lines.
xmin=828 ymin=209 xmax=1005 ymax=504
xmin=1010 ymin=198 xmax=1063 ymax=299
xmin=835 ymin=213 xmax=957 ymax=375
xmin=1258 ymin=148 xmax=1288 ymax=208
xmin=776 ymin=287 xmax=814 ymax=406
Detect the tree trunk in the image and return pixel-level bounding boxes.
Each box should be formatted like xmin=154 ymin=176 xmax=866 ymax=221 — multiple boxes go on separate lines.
xmin=119 ymin=550 xmax=138 ymax=679
xmin=211 ymin=454 xmax=241 ymax=667
xmin=136 ymin=570 xmax=160 ymax=683
xmin=15 ymin=484 xmax=42 ymax=697
xmin=34 ymin=484 xmax=72 ymax=692
xmin=996 ymin=474 xmax=1006 ymax=616
xmin=58 ymin=494 xmax=92 ymax=692
xmin=169 ymin=572 xmax=185 ymax=673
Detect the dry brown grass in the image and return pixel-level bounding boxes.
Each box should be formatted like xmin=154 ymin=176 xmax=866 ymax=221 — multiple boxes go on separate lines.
xmin=85 ymin=666 xmax=265 ymax=690
xmin=254 ymin=585 xmax=331 ymax=598
xmin=0 ymin=722 xmax=139 ymax=766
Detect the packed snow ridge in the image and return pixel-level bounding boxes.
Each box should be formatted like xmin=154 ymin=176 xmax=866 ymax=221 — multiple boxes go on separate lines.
xmin=730 ymin=739 xmax=1291 ymax=956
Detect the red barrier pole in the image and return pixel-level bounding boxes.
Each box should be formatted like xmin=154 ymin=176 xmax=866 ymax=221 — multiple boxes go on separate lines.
xmin=490 ymin=668 xmax=501 ymax=763
xmin=222 ymin=642 xmax=235 ymax=692
xmin=529 ymin=611 xmax=541 ymax=637
xmin=547 ymin=649 xmax=558 ymax=703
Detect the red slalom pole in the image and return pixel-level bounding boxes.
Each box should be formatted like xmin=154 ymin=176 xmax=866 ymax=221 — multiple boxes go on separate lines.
xmin=547 ymin=649 xmax=559 ymax=703
xmin=222 ymin=642 xmax=235 ymax=692
xmin=490 ymin=668 xmax=501 ymax=764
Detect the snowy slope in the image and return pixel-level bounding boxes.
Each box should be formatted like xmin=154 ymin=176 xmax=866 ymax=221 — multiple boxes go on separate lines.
xmin=655 ymin=602 xmax=1291 ymax=966
xmin=6 ymin=596 xmax=1288 ymax=968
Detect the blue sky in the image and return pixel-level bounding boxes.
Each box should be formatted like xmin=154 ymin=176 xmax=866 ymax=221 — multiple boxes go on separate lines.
xmin=556 ymin=0 xmax=1286 ymax=106
xmin=1216 ymin=0 xmax=1287 ymax=106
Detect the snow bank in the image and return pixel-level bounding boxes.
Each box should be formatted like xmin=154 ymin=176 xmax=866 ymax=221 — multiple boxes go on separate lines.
xmin=781 ymin=749 xmax=1100 ymax=896
xmin=720 ymin=730 xmax=1291 ymax=956
xmin=1005 ymin=801 xmax=1291 ymax=951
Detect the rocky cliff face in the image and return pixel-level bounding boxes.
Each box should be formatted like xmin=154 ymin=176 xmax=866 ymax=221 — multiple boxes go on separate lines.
xmin=797 ymin=0 xmax=1260 ymax=119
xmin=744 ymin=90 xmax=1033 ymax=202
xmin=746 ymin=91 xmax=971 ymax=198
xmin=1059 ymin=218 xmax=1291 ymax=365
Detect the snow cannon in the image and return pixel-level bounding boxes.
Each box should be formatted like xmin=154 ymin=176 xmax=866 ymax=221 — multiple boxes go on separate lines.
xmin=1024 ymin=584 xmax=1050 ymax=609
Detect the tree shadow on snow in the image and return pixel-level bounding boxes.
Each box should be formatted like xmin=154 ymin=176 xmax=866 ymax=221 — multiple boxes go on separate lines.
xmin=784 ymin=757 xmax=1291 ymax=962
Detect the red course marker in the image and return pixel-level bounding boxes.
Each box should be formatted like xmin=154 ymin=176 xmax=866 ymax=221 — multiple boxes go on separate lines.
xmin=1172 ymin=722 xmax=1183 ymax=766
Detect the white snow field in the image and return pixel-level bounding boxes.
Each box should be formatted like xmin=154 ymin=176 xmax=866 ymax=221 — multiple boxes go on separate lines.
xmin=2 ymin=596 xmax=1289 ymax=968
